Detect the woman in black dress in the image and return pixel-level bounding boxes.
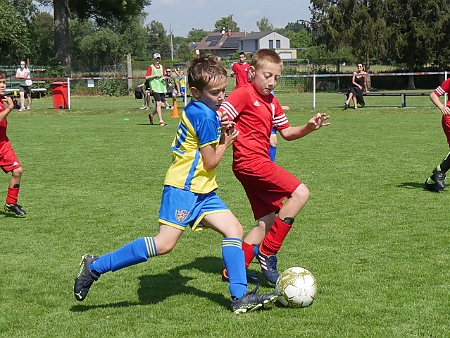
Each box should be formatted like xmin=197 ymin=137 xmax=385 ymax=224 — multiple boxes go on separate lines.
xmin=344 ymin=64 xmax=368 ymax=109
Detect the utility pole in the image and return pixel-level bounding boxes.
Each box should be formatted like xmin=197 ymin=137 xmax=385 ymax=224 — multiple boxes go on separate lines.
xmin=170 ymin=24 xmax=174 ymax=61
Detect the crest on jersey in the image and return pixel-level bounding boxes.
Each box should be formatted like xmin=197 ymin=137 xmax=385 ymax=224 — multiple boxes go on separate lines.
xmin=175 ymin=209 xmax=190 ymax=222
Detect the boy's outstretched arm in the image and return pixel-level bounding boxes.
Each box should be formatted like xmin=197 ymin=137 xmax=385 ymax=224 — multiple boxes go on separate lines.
xmin=279 ymin=113 xmax=330 ymax=141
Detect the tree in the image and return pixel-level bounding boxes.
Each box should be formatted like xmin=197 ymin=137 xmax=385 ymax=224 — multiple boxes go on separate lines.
xmin=187 ymin=28 xmax=209 ymax=42
xmin=383 ymin=0 xmax=449 ymax=88
xmin=146 ymin=20 xmax=170 ymax=59
xmin=257 ymin=17 xmax=273 ymax=32
xmin=0 ymin=0 xmax=31 ymax=63
xmin=29 ymin=12 xmax=54 ymax=65
xmin=36 ymin=0 xmax=151 ymax=69
xmin=214 ymin=15 xmax=239 ymax=32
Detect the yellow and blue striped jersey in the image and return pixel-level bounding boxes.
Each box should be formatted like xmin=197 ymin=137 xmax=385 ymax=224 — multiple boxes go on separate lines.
xmin=164 ymin=99 xmax=221 ymax=194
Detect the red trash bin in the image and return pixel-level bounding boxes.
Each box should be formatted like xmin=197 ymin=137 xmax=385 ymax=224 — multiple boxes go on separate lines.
xmin=51 ymin=82 xmax=69 ymax=109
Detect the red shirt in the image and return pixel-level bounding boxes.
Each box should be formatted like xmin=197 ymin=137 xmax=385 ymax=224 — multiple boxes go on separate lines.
xmin=219 ymin=84 xmax=289 ymax=171
xmin=231 ymin=62 xmax=249 ymax=88
xmin=434 ymin=79 xmax=450 ymax=107
xmin=0 ymin=99 xmax=10 ymax=154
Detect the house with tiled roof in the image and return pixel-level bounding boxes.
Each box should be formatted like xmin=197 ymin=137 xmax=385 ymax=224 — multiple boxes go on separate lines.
xmin=191 ymin=30 xmax=291 ymax=59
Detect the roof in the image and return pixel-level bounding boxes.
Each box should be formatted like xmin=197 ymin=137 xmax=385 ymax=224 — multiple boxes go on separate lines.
xmin=194 ymin=32 xmax=247 ymax=50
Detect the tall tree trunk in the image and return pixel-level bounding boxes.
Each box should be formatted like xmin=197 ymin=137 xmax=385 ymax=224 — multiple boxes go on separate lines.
xmin=408 ymin=66 xmax=416 ymax=90
xmin=54 ymin=0 xmax=70 ymax=70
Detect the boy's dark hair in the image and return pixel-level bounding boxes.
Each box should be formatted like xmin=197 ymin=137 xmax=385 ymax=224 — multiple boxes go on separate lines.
xmin=239 ymin=52 xmax=245 ymax=57
xmin=251 ymin=49 xmax=283 ymax=70
xmin=0 ymin=71 xmax=6 ymax=80
xmin=187 ymin=56 xmax=227 ymax=92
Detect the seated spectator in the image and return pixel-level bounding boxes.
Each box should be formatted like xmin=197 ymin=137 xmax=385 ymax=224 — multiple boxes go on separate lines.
xmin=164 ymin=68 xmax=181 ymax=109
xmin=344 ymin=63 xmax=368 ymax=109
xmin=138 ymin=79 xmax=151 ymax=110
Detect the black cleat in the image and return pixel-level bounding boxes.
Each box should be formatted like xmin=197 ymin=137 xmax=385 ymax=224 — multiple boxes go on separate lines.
xmin=4 ymin=203 xmax=26 ymax=216
xmin=432 ymin=168 xmax=446 ymax=191
xmin=74 ymin=254 xmax=100 ymax=301
xmin=221 ymin=269 xmax=260 ymax=284
xmin=231 ymin=286 xmax=277 ymax=314
xmin=254 ymin=245 xmax=280 ymax=284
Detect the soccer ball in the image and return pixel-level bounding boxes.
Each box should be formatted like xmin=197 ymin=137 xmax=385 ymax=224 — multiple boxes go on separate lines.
xmin=275 ymin=267 xmax=317 ymax=307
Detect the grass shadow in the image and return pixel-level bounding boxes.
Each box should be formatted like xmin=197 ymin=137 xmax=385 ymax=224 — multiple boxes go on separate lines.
xmin=70 ymin=256 xmax=233 ymax=312
xmin=397 ymin=181 xmax=429 ymax=190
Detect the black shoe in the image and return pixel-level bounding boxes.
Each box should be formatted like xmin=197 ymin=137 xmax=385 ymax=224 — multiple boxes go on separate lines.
xmin=221 ymin=269 xmax=261 ymax=284
xmin=254 ymin=245 xmax=280 ymax=284
xmin=343 ymin=103 xmax=349 ymax=109
xmin=4 ymin=203 xmax=26 ymax=216
xmin=432 ymin=168 xmax=446 ymax=191
xmin=231 ymin=286 xmax=277 ymax=314
xmin=74 ymin=254 xmax=100 ymax=301
xmin=424 ymin=179 xmax=437 ymax=192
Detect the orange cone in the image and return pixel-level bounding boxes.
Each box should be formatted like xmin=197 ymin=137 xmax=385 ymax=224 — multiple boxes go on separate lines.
xmin=171 ymin=101 xmax=180 ymax=118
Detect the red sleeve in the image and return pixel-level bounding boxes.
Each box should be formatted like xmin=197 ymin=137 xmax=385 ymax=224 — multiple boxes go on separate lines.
xmin=218 ymin=88 xmax=247 ymax=120
xmin=145 ymin=66 xmax=153 ymax=77
xmin=435 ymin=79 xmax=450 ymax=96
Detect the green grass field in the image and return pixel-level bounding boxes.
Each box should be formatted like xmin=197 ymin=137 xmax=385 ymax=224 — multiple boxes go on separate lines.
xmin=1 ymin=93 xmax=449 ymax=337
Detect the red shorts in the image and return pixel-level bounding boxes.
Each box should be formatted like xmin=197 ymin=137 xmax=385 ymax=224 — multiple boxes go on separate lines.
xmin=442 ymin=115 xmax=450 ymax=144
xmin=0 ymin=144 xmax=21 ymax=173
xmin=233 ymin=161 xmax=302 ymax=220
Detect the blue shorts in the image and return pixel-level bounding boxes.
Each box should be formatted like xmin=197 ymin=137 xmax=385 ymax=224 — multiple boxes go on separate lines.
xmin=158 ymin=185 xmax=229 ymax=231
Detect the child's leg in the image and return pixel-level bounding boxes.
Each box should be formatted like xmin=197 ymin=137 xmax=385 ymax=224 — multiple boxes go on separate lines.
xmin=202 ymin=211 xmax=247 ymax=299
xmin=90 ymin=224 xmax=182 ymax=274
xmin=242 ymin=213 xmax=276 ymax=268
xmin=260 ymin=183 xmax=309 ymax=256
xmin=6 ymin=167 xmax=22 ymax=205
xmin=19 ymin=91 xmax=25 ymax=110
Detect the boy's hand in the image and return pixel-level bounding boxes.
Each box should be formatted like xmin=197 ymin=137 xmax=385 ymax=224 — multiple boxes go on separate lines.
xmin=1 ymin=96 xmax=13 ymax=109
xmin=222 ymin=128 xmax=239 ymax=147
xmin=308 ymin=113 xmax=330 ymax=130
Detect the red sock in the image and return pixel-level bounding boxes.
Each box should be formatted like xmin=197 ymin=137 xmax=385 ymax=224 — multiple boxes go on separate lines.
xmin=6 ymin=187 xmax=19 ymax=205
xmin=260 ymin=217 xmax=292 ymax=256
xmin=242 ymin=242 xmax=256 ymax=269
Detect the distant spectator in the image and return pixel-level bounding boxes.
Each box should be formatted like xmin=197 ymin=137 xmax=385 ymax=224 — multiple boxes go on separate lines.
xmin=344 ymin=63 xmax=368 ymax=109
xmin=164 ymin=68 xmax=181 ymax=109
xmin=146 ymin=53 xmax=167 ymax=126
xmin=231 ymin=52 xmax=249 ymax=88
xmin=15 ymin=61 xmax=32 ymax=111
xmin=138 ymin=79 xmax=151 ymax=110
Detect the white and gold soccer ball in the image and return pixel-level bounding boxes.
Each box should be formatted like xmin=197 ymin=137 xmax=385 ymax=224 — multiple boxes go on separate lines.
xmin=275 ymin=267 xmax=317 ymax=307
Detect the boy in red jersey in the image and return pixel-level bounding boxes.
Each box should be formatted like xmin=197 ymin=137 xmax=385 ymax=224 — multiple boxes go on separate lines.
xmin=231 ymin=52 xmax=249 ymax=88
xmin=424 ymin=78 xmax=450 ymax=192
xmin=219 ymin=49 xmax=329 ymax=284
xmin=0 ymin=71 xmax=26 ymax=216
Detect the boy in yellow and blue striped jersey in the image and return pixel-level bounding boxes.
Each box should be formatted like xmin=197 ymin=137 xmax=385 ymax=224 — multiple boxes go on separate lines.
xmin=73 ymin=56 xmax=277 ymax=314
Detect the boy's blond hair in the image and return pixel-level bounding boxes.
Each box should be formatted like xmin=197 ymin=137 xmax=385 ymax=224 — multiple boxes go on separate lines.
xmin=251 ymin=49 xmax=283 ymax=70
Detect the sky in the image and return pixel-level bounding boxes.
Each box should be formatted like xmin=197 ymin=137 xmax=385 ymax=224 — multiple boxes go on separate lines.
xmin=145 ymin=0 xmax=312 ymax=37
xmin=36 ymin=0 xmax=312 ymax=38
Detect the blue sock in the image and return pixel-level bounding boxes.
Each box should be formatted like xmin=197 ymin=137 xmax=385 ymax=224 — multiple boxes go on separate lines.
xmin=90 ymin=237 xmax=157 ymax=274
xmin=222 ymin=238 xmax=247 ymax=299
xmin=269 ymin=146 xmax=277 ymax=162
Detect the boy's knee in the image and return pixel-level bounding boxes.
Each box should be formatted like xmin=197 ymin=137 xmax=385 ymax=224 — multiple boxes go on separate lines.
xmin=12 ymin=167 xmax=23 ymax=176
xmin=293 ymin=184 xmax=309 ymax=200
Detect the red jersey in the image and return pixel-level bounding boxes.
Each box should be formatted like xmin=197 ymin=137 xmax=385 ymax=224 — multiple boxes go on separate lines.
xmin=231 ymin=62 xmax=249 ymax=88
xmin=219 ymin=84 xmax=289 ymax=171
xmin=0 ymin=99 xmax=10 ymax=154
xmin=434 ymin=79 xmax=450 ymax=107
